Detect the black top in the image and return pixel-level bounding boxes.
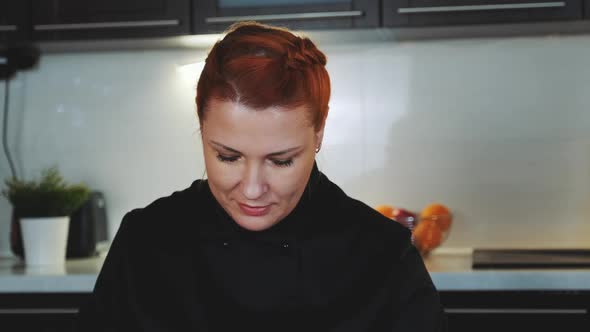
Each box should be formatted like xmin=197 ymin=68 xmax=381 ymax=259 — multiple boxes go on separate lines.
xmin=77 ymin=164 xmax=447 ymax=331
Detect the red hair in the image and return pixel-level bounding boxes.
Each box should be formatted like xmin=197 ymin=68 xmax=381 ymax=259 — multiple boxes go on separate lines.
xmin=196 ymin=21 xmax=330 ymax=132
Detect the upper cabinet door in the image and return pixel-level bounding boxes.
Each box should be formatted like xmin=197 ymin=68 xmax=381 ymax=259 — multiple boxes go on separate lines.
xmin=32 ymin=0 xmax=190 ymax=41
xmin=0 ymin=1 xmax=31 ymax=43
xmin=383 ymin=0 xmax=583 ymax=27
xmin=193 ymin=0 xmax=379 ymax=34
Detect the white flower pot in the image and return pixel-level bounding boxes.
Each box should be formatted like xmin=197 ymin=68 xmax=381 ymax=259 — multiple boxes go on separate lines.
xmin=20 ymin=216 xmax=70 ymax=266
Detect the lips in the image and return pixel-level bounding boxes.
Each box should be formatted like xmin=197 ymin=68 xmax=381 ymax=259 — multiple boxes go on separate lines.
xmin=239 ymin=203 xmax=271 ymax=216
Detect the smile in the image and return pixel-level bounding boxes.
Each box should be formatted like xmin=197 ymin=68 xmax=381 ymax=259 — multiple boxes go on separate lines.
xmin=238 ymin=203 xmax=271 ymax=216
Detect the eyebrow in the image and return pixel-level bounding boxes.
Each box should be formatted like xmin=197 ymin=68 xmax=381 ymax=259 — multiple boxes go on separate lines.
xmin=209 ymin=140 xmax=302 ymax=157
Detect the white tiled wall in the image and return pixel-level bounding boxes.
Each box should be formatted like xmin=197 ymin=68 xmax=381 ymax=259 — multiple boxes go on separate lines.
xmin=1 ymin=33 xmax=590 ymax=256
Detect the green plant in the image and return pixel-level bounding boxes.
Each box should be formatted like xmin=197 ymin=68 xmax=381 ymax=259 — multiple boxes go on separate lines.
xmin=2 ymin=167 xmax=90 ymax=218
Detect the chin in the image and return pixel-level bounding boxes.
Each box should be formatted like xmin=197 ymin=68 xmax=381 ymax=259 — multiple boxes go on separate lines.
xmin=234 ymin=216 xmax=278 ymax=232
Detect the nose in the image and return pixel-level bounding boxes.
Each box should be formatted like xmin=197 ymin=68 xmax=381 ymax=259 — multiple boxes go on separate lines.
xmin=241 ymin=163 xmax=268 ymax=200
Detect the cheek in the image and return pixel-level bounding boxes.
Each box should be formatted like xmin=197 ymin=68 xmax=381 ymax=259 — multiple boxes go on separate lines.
xmin=267 ymin=168 xmax=309 ymax=201
xmin=204 ymin=155 xmax=239 ymax=194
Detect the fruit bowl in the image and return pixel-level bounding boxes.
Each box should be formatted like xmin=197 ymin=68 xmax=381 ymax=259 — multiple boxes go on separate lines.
xmin=373 ymin=202 xmax=452 ymax=257
xmin=413 ymin=213 xmax=452 ymax=257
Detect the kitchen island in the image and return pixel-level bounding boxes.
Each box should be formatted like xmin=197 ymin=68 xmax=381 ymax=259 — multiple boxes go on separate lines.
xmin=1 ymin=249 xmax=588 ymax=331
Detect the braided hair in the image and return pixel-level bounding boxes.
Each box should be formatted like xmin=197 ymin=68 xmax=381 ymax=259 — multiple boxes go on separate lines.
xmin=196 ymin=21 xmax=331 ymax=132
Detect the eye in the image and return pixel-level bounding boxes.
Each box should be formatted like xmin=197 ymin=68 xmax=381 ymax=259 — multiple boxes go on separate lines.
xmin=216 ymin=154 xmax=240 ymax=163
xmin=272 ymin=159 xmax=293 ymax=167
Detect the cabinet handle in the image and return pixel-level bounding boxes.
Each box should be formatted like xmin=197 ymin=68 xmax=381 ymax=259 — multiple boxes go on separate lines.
xmin=205 ymin=11 xmax=364 ymax=24
xmin=0 ymin=25 xmax=18 ymax=32
xmin=445 ymin=308 xmax=588 ymax=314
xmin=0 ymin=308 xmax=79 ymax=314
xmin=34 ymin=20 xmax=180 ymax=31
xmin=398 ymin=2 xmax=566 ymax=14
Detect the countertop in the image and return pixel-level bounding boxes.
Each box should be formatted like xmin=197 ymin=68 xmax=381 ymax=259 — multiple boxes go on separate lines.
xmin=423 ymin=248 xmax=590 ymax=291
xmin=1 ymin=248 xmax=590 ymax=293
xmin=0 ymin=254 xmax=106 ymax=293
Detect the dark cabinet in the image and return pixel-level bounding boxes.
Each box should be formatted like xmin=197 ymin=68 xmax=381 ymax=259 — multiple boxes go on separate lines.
xmin=192 ymin=0 xmax=379 ymax=34
xmin=441 ymin=291 xmax=590 ymax=332
xmin=32 ymin=0 xmax=190 ymax=41
xmin=383 ymin=0 xmax=583 ymax=27
xmin=1 ymin=290 xmax=589 ymax=331
xmin=3 ymin=0 xmax=590 ymax=46
xmin=0 ymin=293 xmax=88 ymax=332
xmin=0 ymin=1 xmax=31 ymax=43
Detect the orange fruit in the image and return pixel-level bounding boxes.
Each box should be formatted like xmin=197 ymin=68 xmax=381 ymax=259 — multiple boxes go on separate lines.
xmin=412 ymin=219 xmax=443 ymax=255
xmin=421 ymin=202 xmax=451 ymax=217
xmin=374 ymin=204 xmax=394 ymax=219
xmin=421 ymin=214 xmax=452 ymax=233
xmin=420 ymin=203 xmax=452 ymax=232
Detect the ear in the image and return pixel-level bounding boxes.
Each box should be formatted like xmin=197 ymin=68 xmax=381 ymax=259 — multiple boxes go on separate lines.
xmin=315 ymin=115 xmax=327 ymax=151
xmin=315 ymin=112 xmax=328 ymax=149
xmin=315 ymin=126 xmax=324 ymax=147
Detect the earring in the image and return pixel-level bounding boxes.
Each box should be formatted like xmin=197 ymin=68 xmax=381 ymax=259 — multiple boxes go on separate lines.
xmin=315 ymin=142 xmax=322 ymax=153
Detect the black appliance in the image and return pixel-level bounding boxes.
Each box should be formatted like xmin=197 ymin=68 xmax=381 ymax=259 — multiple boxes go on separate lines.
xmin=472 ymin=249 xmax=590 ymax=269
xmin=10 ymin=191 xmax=108 ymax=258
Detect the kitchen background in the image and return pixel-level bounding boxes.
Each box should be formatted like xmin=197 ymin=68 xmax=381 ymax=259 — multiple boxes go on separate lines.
xmin=1 ymin=31 xmax=590 ymax=256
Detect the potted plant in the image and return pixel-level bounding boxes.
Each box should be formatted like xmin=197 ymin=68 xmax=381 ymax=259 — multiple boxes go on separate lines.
xmin=2 ymin=167 xmax=90 ymax=266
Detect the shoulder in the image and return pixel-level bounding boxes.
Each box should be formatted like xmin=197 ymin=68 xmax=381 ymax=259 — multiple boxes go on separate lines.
xmin=315 ymin=173 xmax=412 ymax=257
xmin=346 ymin=197 xmax=412 ymax=252
xmin=116 ymin=179 xmax=208 ymax=251
xmin=131 ymin=179 xmax=204 ymax=219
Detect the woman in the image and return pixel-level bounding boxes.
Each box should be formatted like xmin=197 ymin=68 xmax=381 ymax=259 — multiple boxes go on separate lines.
xmin=77 ymin=22 xmax=447 ymax=331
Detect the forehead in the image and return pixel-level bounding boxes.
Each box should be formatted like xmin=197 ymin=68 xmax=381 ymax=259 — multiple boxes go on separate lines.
xmin=202 ymin=99 xmax=315 ymax=151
